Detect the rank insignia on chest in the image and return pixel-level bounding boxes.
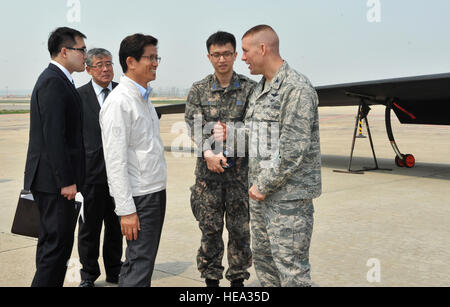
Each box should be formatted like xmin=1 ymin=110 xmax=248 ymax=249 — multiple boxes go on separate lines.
xmin=201 ymin=101 xmax=217 ymax=106
xmin=237 ymin=100 xmax=243 ymax=106
xmin=234 ymin=82 xmax=239 ymax=88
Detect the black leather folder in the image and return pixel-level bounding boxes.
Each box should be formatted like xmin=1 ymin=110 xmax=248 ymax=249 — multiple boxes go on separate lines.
xmin=11 ymin=190 xmax=81 ymax=238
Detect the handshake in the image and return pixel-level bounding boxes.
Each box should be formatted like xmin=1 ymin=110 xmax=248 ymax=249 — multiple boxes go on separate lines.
xmin=203 ymin=121 xmax=265 ymax=201
xmin=204 ymin=121 xmax=233 ymax=173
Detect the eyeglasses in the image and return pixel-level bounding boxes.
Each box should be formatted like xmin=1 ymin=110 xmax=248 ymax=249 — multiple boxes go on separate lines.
xmin=89 ymin=62 xmax=114 ymax=69
xmin=209 ymin=51 xmax=235 ymax=60
xmin=141 ymin=55 xmax=161 ymax=63
xmin=66 ymin=47 xmax=87 ymax=54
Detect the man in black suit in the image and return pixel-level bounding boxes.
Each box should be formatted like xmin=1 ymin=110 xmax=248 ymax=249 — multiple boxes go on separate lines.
xmin=77 ymin=48 xmax=122 ymax=287
xmin=24 ymin=27 xmax=87 ymax=287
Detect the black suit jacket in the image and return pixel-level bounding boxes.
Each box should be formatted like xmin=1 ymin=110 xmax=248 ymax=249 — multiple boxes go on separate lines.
xmin=78 ymin=80 xmax=118 ymax=185
xmin=24 ymin=63 xmax=85 ymax=194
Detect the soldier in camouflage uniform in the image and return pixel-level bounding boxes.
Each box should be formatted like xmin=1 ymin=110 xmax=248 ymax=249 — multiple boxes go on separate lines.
xmin=185 ymin=31 xmax=256 ymax=287
xmin=241 ymin=25 xmax=322 ymax=287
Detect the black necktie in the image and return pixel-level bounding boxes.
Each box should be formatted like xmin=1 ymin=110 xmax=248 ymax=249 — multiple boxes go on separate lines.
xmin=102 ymin=88 xmax=110 ymax=103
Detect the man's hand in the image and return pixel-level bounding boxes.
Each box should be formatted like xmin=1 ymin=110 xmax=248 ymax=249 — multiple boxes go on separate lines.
xmin=213 ymin=121 xmax=227 ymax=142
xmin=204 ymin=150 xmax=228 ymax=173
xmin=120 ymin=213 xmax=141 ymax=241
xmin=61 ymin=184 xmax=77 ymax=200
xmin=249 ymin=185 xmax=266 ymax=201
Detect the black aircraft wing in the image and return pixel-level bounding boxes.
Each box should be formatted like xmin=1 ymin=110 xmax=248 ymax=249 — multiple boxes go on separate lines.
xmin=316 ymin=73 xmax=450 ymax=125
xmin=314 ymin=72 xmax=450 ymax=170
xmin=154 ymin=72 xmax=450 ymax=170
xmin=155 ymin=72 xmax=450 ymax=125
xmin=155 ymin=103 xmax=186 ymax=116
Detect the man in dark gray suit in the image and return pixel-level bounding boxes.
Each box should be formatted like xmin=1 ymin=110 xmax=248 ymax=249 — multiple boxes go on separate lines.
xmin=77 ymin=48 xmax=123 ymax=287
xmin=24 ymin=27 xmax=87 ymax=287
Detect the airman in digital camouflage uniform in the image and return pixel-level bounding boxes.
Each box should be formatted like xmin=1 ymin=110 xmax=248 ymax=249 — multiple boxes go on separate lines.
xmin=185 ymin=31 xmax=256 ymax=287
xmin=242 ymin=25 xmax=322 ymax=287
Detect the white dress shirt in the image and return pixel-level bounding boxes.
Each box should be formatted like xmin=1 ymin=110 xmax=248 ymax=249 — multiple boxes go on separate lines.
xmin=91 ymin=80 xmax=113 ymax=107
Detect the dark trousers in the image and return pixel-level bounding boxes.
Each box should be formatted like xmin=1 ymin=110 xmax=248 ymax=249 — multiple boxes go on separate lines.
xmin=119 ymin=190 xmax=166 ymax=287
xmin=77 ymin=183 xmax=123 ymax=282
xmin=31 ymin=191 xmax=78 ymax=287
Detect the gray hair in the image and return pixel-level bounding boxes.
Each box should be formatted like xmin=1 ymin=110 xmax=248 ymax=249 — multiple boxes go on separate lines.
xmin=86 ymin=48 xmax=112 ymax=66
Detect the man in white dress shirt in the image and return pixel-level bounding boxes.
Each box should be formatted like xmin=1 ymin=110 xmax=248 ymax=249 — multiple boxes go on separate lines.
xmin=77 ymin=48 xmax=122 ymax=287
xmin=100 ymin=34 xmax=167 ymax=287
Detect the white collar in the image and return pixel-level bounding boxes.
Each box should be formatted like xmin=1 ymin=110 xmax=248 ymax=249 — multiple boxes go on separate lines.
xmin=91 ymin=79 xmax=113 ymax=97
xmin=123 ymin=75 xmax=152 ymax=101
xmin=50 ymin=60 xmax=74 ymax=85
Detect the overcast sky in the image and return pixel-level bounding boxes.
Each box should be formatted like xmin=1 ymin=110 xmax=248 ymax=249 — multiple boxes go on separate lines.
xmin=1 ymin=0 xmax=449 ymax=95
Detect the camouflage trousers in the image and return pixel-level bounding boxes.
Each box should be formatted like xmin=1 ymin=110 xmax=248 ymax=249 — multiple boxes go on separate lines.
xmin=249 ymin=198 xmax=314 ymax=287
xmin=190 ymin=179 xmax=252 ymax=281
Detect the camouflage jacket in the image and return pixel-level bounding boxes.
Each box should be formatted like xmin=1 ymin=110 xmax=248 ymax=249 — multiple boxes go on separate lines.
xmin=185 ymin=72 xmax=256 ymax=183
xmin=244 ymin=61 xmax=322 ymax=200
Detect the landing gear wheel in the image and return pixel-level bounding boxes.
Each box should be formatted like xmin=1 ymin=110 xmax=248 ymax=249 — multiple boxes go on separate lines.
xmin=395 ymin=156 xmax=404 ymax=167
xmin=403 ymin=154 xmax=415 ymax=168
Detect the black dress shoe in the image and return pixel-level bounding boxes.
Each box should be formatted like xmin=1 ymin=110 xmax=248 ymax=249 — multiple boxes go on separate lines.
xmin=79 ymin=280 xmax=95 ymax=287
xmin=230 ymin=278 xmax=244 ymax=287
xmin=106 ymin=276 xmax=119 ymax=284
xmin=205 ymin=279 xmax=220 ymax=287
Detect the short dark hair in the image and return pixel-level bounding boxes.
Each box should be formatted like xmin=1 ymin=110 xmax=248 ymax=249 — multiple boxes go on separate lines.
xmin=119 ymin=33 xmax=158 ymax=73
xmin=206 ymin=31 xmax=236 ymax=53
xmin=48 ymin=27 xmax=87 ymax=58
xmin=242 ymin=24 xmax=275 ymax=39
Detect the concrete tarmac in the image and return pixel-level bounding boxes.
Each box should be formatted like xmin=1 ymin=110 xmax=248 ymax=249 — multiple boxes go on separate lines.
xmin=0 ymin=105 xmax=449 ymax=287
